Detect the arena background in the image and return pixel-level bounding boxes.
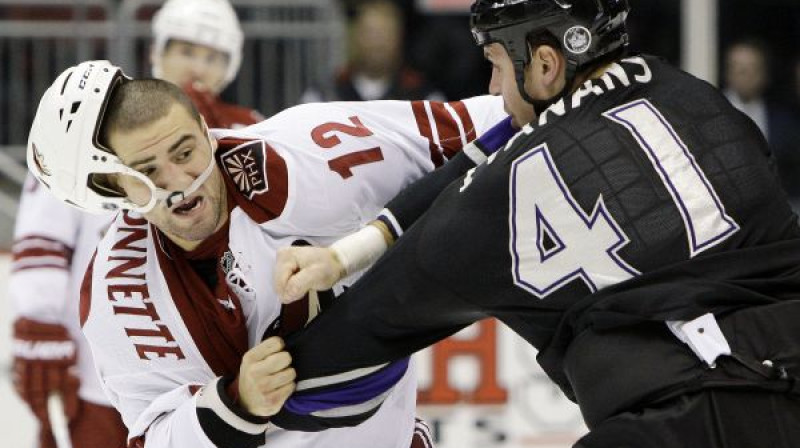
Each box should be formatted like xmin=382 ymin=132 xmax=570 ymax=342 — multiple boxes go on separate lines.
xmin=2 ymin=1 xmax=800 ymax=447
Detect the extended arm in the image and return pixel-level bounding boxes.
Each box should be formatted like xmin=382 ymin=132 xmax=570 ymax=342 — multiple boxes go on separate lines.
xmin=275 ymin=116 xmax=518 ymax=303
xmin=9 ymin=176 xmax=82 ymax=436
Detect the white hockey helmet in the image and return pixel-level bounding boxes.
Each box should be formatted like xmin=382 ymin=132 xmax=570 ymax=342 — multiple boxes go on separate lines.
xmin=151 ymin=0 xmax=244 ymax=89
xmin=27 ymin=60 xmax=215 ymax=214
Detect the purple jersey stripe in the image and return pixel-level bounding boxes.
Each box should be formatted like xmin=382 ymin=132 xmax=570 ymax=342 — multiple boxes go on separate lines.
xmin=284 ymin=358 xmax=409 ymax=415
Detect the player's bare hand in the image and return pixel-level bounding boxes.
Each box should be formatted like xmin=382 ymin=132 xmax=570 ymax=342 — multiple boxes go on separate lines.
xmin=238 ymin=337 xmax=296 ymax=417
xmin=274 ymin=246 xmax=345 ymax=304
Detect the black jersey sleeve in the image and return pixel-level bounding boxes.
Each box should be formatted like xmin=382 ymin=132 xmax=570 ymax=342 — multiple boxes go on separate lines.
xmin=379 ymin=116 xmax=516 ymax=239
xmin=271 ymin=215 xmax=488 ymax=431
xmin=378 ymin=151 xmax=476 ymax=239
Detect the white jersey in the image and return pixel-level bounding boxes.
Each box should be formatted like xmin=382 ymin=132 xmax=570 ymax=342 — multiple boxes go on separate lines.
xmin=81 ymin=96 xmax=506 ymax=447
xmin=9 ymin=174 xmax=114 ymax=405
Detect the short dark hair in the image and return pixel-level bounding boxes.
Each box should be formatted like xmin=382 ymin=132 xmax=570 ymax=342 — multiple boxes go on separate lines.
xmin=98 ymin=78 xmax=202 ymax=151
xmin=92 ymin=78 xmax=202 ymax=197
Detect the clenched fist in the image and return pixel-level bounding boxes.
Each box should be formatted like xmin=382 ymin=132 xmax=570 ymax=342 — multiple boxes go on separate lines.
xmin=273 ymin=246 xmax=345 ymax=304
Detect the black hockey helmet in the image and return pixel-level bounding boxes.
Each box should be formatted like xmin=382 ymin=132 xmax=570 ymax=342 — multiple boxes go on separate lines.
xmin=471 ymin=0 xmax=630 ymax=104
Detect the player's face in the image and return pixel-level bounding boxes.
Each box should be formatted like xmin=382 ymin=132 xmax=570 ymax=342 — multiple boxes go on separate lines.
xmin=109 ymin=103 xmax=228 ymax=250
xmin=485 ymin=43 xmax=536 ymax=128
xmin=157 ymin=40 xmax=230 ymax=94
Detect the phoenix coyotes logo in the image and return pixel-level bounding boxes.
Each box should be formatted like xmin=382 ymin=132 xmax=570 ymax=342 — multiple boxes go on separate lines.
xmin=31 ymin=143 xmax=52 ymax=177
xmin=221 ymin=140 xmax=268 ymax=199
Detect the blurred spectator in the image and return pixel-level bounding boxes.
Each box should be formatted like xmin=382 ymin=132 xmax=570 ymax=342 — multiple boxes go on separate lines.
xmin=150 ymin=0 xmax=263 ymax=128
xmin=302 ymin=0 xmax=444 ymax=102
xmin=723 ymin=38 xmax=800 ymax=201
xmin=408 ymin=13 xmax=490 ymax=101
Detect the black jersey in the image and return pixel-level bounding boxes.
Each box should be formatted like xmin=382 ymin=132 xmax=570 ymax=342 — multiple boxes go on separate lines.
xmin=273 ymin=55 xmax=800 ymax=431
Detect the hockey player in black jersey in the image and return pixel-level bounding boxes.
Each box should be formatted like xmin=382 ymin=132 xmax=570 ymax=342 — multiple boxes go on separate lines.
xmin=272 ymin=1 xmax=800 ymax=445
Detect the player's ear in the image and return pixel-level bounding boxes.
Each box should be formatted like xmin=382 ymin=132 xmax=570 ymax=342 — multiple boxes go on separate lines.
xmin=533 ymin=45 xmax=564 ymax=88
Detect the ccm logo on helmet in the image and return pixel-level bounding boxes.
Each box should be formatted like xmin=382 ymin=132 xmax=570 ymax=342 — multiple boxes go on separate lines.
xmin=78 ymin=64 xmax=94 ymax=90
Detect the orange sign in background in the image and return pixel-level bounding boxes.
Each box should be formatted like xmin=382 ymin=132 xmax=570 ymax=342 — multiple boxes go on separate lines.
xmin=415 ymin=319 xmax=587 ymax=447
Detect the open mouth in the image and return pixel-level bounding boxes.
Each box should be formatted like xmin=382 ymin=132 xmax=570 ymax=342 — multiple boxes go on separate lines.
xmin=172 ymin=197 xmax=203 ymax=215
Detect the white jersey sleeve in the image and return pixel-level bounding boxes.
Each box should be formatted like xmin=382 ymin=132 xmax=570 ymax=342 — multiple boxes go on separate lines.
xmin=9 ymin=174 xmax=81 ymax=322
xmin=10 ymin=174 xmax=115 ymax=404
xmin=213 ymin=95 xmax=506 ymax=238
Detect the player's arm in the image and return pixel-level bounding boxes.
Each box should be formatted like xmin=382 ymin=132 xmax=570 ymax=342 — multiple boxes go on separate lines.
xmin=275 ymin=116 xmax=518 ymax=303
xmin=9 ymin=175 xmax=82 ymax=431
xmin=377 ymin=115 xmax=516 ymax=240
xmin=87 ymin=334 xmax=294 ymax=448
xmin=233 ymin=95 xmax=505 ymax=234
xmin=272 ymin=212 xmax=487 ymax=431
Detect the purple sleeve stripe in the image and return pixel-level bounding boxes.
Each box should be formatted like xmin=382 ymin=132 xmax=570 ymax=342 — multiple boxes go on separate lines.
xmin=284 ymin=358 xmax=409 ymax=415
xmin=475 ymin=116 xmax=516 ymax=155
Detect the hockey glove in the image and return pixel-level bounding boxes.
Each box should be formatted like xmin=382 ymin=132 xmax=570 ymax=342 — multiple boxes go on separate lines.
xmin=12 ymin=318 xmax=80 ymax=432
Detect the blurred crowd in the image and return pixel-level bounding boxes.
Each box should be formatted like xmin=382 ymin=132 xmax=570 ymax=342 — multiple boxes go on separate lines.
xmin=332 ymin=0 xmax=800 ymax=207
xmin=334 ymin=0 xmax=800 ymax=206
xmin=2 ymin=0 xmax=800 ymax=206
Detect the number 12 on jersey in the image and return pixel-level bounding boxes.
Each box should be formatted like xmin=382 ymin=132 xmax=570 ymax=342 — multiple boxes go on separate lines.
xmin=311 ymin=116 xmax=385 ymax=179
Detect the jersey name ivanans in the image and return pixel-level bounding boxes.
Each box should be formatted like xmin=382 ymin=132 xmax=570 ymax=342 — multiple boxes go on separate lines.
xmin=460 ymin=57 xmax=653 ymax=194
xmin=536 ymin=56 xmax=653 ymax=127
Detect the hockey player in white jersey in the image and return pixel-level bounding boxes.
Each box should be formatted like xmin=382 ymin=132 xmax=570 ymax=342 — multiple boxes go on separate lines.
xmin=10 ymin=4 xmax=262 ymax=447
xmin=25 ymin=60 xmax=506 ymax=448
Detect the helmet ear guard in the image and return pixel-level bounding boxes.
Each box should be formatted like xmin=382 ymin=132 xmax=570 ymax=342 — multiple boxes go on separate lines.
xmin=470 ymin=0 xmax=630 ymax=107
